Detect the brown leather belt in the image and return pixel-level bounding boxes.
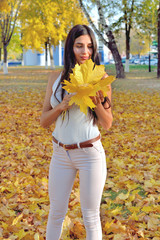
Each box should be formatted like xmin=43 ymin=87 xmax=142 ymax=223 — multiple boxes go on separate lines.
xmin=52 ymin=134 xmax=101 ymax=150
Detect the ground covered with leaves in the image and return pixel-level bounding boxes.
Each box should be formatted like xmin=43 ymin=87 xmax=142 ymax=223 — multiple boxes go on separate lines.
xmin=0 ymin=68 xmax=160 ymax=240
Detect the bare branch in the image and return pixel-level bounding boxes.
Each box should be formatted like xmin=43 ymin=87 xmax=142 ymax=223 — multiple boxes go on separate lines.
xmin=7 ymin=0 xmax=22 ymax=46
xmin=6 ymin=2 xmax=14 ymax=42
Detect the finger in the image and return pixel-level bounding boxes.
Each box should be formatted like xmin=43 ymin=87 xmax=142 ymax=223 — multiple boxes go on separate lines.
xmin=64 ymin=95 xmax=71 ymax=102
xmin=96 ymin=96 xmax=101 ymax=104
xmin=96 ymin=92 xmax=101 ymax=104
xmin=96 ymin=91 xmax=100 ymax=97
xmin=70 ymin=93 xmax=76 ymax=96
xmin=98 ymin=90 xmax=103 ymax=98
xmin=99 ymin=90 xmax=103 ymax=97
xmin=93 ymin=96 xmax=98 ymax=105
xmin=68 ymin=105 xmax=72 ymax=109
xmin=65 ymin=94 xmax=71 ymax=98
xmin=98 ymin=90 xmax=104 ymax=102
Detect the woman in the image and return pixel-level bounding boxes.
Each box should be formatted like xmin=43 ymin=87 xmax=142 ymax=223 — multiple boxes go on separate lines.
xmin=40 ymin=24 xmax=113 ymax=240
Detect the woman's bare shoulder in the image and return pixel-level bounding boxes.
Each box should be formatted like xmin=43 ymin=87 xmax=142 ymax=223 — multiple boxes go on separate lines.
xmin=48 ymin=70 xmax=62 ymax=86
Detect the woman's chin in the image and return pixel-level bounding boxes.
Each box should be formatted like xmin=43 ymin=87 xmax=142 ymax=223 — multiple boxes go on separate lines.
xmin=79 ymin=59 xmax=88 ymax=64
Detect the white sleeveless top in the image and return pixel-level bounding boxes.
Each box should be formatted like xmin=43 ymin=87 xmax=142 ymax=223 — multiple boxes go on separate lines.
xmin=50 ymin=73 xmax=100 ymax=144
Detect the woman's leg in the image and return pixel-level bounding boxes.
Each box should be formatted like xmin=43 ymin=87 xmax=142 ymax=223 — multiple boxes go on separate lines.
xmin=79 ymin=141 xmax=107 ymax=240
xmin=46 ymin=147 xmax=77 ymax=240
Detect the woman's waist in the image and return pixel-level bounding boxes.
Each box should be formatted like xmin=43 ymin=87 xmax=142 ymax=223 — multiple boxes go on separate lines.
xmin=52 ymin=134 xmax=101 ymax=150
xmin=52 ymin=125 xmax=100 ymax=145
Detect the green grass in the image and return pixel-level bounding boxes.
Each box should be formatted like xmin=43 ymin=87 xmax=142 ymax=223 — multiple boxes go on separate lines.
xmin=105 ymin=63 xmax=157 ymax=76
xmin=104 ymin=64 xmax=160 ymax=93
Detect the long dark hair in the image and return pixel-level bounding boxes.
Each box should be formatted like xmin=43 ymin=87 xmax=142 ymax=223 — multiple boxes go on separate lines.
xmin=54 ymin=24 xmax=111 ymax=124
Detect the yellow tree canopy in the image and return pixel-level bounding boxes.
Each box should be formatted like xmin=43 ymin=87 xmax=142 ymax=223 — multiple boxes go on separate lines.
xmin=19 ymin=0 xmax=88 ymax=52
xmin=0 ymin=0 xmax=11 ymax=13
xmin=0 ymin=0 xmax=22 ymax=57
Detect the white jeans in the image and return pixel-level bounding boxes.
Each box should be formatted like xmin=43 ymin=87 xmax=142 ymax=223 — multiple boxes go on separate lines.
xmin=46 ymin=139 xmax=107 ymax=240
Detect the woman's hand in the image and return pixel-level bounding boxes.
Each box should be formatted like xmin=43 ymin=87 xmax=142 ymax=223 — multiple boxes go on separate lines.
xmin=91 ymin=84 xmax=113 ymax=131
xmin=59 ymin=94 xmax=73 ymax=111
xmin=90 ymin=90 xmax=104 ymax=106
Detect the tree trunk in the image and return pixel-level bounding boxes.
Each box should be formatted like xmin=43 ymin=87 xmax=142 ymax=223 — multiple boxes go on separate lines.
xmin=95 ymin=0 xmax=125 ymax=78
xmin=45 ymin=41 xmax=48 ymax=69
xmin=20 ymin=30 xmax=24 ymax=66
xmin=124 ymin=0 xmax=134 ymax=73
xmin=107 ymin=33 xmax=125 ymax=78
xmin=158 ymin=2 xmax=160 ymax=78
xmin=21 ymin=48 xmax=24 ymax=66
xmin=125 ymin=29 xmax=130 ymax=72
xmin=78 ymin=0 xmax=125 ymax=78
xmin=49 ymin=39 xmax=55 ymax=69
xmin=3 ymin=44 xmax=8 ymax=74
xmin=0 ymin=0 xmax=22 ymax=74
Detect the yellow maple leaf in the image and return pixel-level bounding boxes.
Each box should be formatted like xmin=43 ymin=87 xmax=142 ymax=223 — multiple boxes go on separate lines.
xmin=117 ymin=191 xmax=130 ymax=200
xmin=104 ymin=219 xmax=115 ymax=230
xmin=142 ymin=206 xmax=153 ymax=213
xmin=129 ymin=211 xmax=139 ymax=221
xmin=111 ymin=206 xmax=122 ymax=215
xmin=34 ymin=233 xmax=40 ymax=240
xmin=62 ymin=59 xmax=115 ymax=115
xmin=12 ymin=213 xmax=23 ymax=225
xmin=16 ymin=229 xmax=28 ymax=239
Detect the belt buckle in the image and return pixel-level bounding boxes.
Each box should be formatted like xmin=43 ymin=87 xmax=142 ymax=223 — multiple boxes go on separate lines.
xmin=63 ymin=144 xmax=69 ymax=150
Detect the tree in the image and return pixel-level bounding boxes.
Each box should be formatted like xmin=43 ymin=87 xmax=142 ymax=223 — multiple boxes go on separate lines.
xmin=107 ymin=0 xmax=136 ymax=72
xmin=95 ymin=0 xmax=138 ymax=73
xmin=135 ymin=0 xmax=159 ymax=73
xmin=115 ymin=29 xmax=149 ymax=57
xmin=136 ymin=0 xmax=158 ymax=37
xmin=90 ymin=0 xmax=160 ymax=74
xmin=7 ymin=25 xmax=22 ymax=60
xmin=78 ymin=0 xmax=125 ymax=78
xmin=123 ymin=0 xmax=135 ymax=72
xmin=20 ymin=0 xmax=87 ymax=69
xmin=0 ymin=0 xmax=22 ymax=74
xmin=130 ymin=30 xmax=149 ymax=56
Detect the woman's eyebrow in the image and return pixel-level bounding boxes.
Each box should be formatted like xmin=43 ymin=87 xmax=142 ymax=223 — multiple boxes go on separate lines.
xmin=75 ymin=42 xmax=92 ymax=44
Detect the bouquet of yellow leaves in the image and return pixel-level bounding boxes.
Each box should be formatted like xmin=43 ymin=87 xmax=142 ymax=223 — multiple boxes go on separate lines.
xmin=62 ymin=59 xmax=115 ymax=115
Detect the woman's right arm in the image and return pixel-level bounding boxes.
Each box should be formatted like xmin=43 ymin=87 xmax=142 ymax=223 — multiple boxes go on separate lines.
xmin=40 ymin=72 xmax=72 ymax=128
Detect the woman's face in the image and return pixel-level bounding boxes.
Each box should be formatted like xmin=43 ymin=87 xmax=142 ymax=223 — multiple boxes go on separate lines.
xmin=73 ymin=34 xmax=93 ymax=64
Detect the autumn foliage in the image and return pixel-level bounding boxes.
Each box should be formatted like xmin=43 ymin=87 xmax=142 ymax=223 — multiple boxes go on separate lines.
xmin=62 ymin=59 xmax=115 ymax=115
xmin=0 ymin=68 xmax=160 ymax=239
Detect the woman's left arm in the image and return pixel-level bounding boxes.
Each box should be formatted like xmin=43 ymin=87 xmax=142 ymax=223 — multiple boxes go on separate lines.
xmin=91 ymin=74 xmax=113 ymax=130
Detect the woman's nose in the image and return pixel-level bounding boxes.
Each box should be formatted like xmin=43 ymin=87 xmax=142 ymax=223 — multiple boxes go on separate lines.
xmin=82 ymin=46 xmax=88 ymax=54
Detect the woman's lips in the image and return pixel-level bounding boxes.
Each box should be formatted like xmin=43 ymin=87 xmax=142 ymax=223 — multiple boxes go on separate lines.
xmin=81 ymin=56 xmax=89 ymax=60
